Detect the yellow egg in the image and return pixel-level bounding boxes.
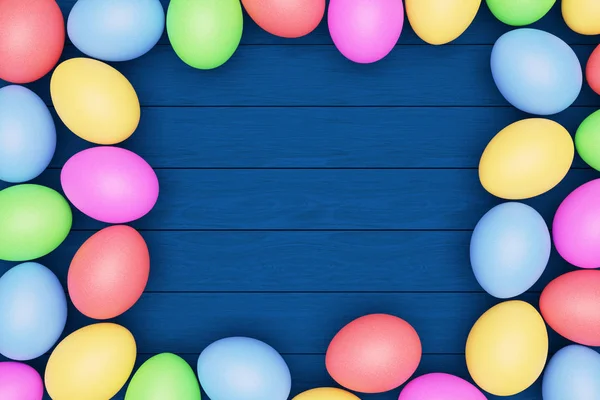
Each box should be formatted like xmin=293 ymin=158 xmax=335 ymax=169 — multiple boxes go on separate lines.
xmin=293 ymin=388 xmax=361 ymax=400
xmin=50 ymin=58 xmax=140 ymax=145
xmin=45 ymin=323 xmax=136 ymax=400
xmin=466 ymin=301 xmax=548 ymax=396
xmin=406 ymin=0 xmax=481 ymax=45
xmin=562 ymin=0 xmax=600 ymax=35
xmin=479 ymin=118 xmax=573 ymax=200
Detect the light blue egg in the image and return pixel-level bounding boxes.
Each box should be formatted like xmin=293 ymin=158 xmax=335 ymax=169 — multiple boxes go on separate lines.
xmin=0 ymin=86 xmax=56 ymax=184
xmin=543 ymin=345 xmax=600 ymax=400
xmin=470 ymin=202 xmax=550 ymax=298
xmin=197 ymin=337 xmax=291 ymax=400
xmin=0 ymin=262 xmax=67 ymax=360
xmin=67 ymin=0 xmax=165 ymax=62
xmin=491 ymin=28 xmax=582 ymax=115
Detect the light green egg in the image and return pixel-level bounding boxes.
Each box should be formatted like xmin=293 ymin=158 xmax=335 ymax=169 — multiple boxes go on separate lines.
xmin=167 ymin=0 xmax=243 ymax=70
xmin=125 ymin=353 xmax=201 ymax=400
xmin=0 ymin=184 xmax=72 ymax=261
xmin=576 ymin=110 xmax=600 ymax=171
xmin=486 ymin=0 xmax=556 ymax=26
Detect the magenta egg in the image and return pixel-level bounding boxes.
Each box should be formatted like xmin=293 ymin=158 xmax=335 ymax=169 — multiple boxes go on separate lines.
xmin=0 ymin=362 xmax=43 ymax=400
xmin=398 ymin=373 xmax=487 ymax=400
xmin=61 ymin=146 xmax=159 ymax=223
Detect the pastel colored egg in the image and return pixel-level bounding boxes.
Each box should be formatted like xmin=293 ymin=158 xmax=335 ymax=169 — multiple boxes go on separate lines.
xmin=553 ymin=179 xmax=600 ymax=269
xmin=466 ymin=300 xmax=548 ymax=396
xmin=0 ymin=263 xmax=67 ymax=361
xmin=242 ymin=0 xmax=325 ymax=38
xmin=491 ymin=29 xmax=582 ymax=115
xmin=68 ymin=225 xmax=150 ymax=320
xmin=0 ymin=362 xmax=43 ymax=400
xmin=542 ymin=345 xmax=600 ymax=400
xmin=167 ymin=0 xmax=243 ymax=70
xmin=479 ymin=119 xmax=573 ymax=199
xmin=562 ymin=0 xmax=600 ymax=35
xmin=0 ymin=85 xmax=56 ymax=183
xmin=61 ymin=146 xmax=159 ymax=224
xmin=197 ymin=337 xmax=291 ymax=400
xmin=0 ymin=184 xmax=72 ymax=261
xmin=293 ymin=388 xmax=360 ymax=400
xmin=45 ymin=323 xmax=137 ymax=400
xmin=540 ymin=270 xmax=600 ymax=346
xmin=326 ymin=314 xmax=422 ymax=393
xmin=575 ymin=111 xmax=600 ymax=171
xmin=0 ymin=0 xmax=64 ymax=83
xmin=406 ymin=0 xmax=481 ymax=45
xmin=328 ymin=0 xmax=404 ymax=64
xmin=486 ymin=0 xmax=555 ymax=26
xmin=68 ymin=0 xmax=164 ymax=62
xmin=126 ymin=353 xmax=201 ymax=400
xmin=398 ymin=373 xmax=486 ymax=400
xmin=50 ymin=58 xmax=140 ymax=145
xmin=587 ymin=45 xmax=600 ymax=95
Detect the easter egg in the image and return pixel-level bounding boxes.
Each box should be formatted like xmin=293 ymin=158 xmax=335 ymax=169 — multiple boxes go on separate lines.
xmin=553 ymin=179 xmax=600 ymax=269
xmin=293 ymin=388 xmax=360 ymax=400
xmin=45 ymin=323 xmax=136 ymax=400
xmin=540 ymin=270 xmax=600 ymax=346
xmin=562 ymin=0 xmax=600 ymax=35
xmin=68 ymin=225 xmax=150 ymax=320
xmin=491 ymin=29 xmax=582 ymax=115
xmin=0 ymin=263 xmax=67 ymax=361
xmin=406 ymin=0 xmax=481 ymax=45
xmin=0 ymin=362 xmax=43 ymax=400
xmin=125 ymin=353 xmax=201 ymax=400
xmin=61 ymin=146 xmax=159 ymax=224
xmin=587 ymin=45 xmax=600 ymax=95
xmin=326 ymin=314 xmax=422 ymax=393
xmin=466 ymin=300 xmax=548 ymax=396
xmin=50 ymin=58 xmax=140 ymax=145
xmin=486 ymin=0 xmax=555 ymax=26
xmin=197 ymin=337 xmax=291 ymax=400
xmin=68 ymin=0 xmax=165 ymax=62
xmin=0 ymin=184 xmax=72 ymax=261
xmin=242 ymin=0 xmax=325 ymax=38
xmin=576 ymin=110 xmax=600 ymax=171
xmin=0 ymin=85 xmax=56 ymax=183
xmin=0 ymin=0 xmax=64 ymax=83
xmin=398 ymin=373 xmax=486 ymax=400
xmin=542 ymin=345 xmax=600 ymax=400
xmin=328 ymin=0 xmax=404 ymax=64
xmin=167 ymin=0 xmax=243 ymax=70
xmin=479 ymin=119 xmax=573 ymax=199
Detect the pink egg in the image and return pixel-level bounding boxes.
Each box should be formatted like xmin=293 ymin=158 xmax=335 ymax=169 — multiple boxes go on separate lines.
xmin=0 ymin=362 xmax=43 ymax=400
xmin=398 ymin=373 xmax=487 ymax=400
xmin=553 ymin=179 xmax=600 ymax=269
xmin=328 ymin=0 xmax=404 ymax=64
xmin=61 ymin=147 xmax=159 ymax=223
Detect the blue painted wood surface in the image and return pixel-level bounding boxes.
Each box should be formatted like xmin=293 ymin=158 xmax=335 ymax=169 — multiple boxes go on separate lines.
xmin=1 ymin=2 xmax=599 ymax=399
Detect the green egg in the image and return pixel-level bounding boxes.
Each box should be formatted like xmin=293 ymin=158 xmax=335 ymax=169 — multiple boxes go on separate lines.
xmin=575 ymin=110 xmax=600 ymax=171
xmin=125 ymin=353 xmax=201 ymax=400
xmin=0 ymin=184 xmax=72 ymax=261
xmin=167 ymin=0 xmax=243 ymax=70
xmin=486 ymin=0 xmax=556 ymax=26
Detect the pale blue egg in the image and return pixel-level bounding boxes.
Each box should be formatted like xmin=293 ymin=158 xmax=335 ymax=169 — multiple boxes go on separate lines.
xmin=0 ymin=86 xmax=56 ymax=183
xmin=197 ymin=337 xmax=291 ymax=400
xmin=470 ymin=202 xmax=550 ymax=298
xmin=67 ymin=0 xmax=165 ymax=62
xmin=491 ymin=28 xmax=582 ymax=115
xmin=543 ymin=345 xmax=600 ymax=400
xmin=0 ymin=262 xmax=67 ymax=361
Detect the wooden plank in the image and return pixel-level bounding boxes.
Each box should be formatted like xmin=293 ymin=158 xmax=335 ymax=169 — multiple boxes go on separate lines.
xmin=48 ymin=106 xmax=595 ymax=169
xmin=4 ymin=45 xmax=599 ymax=107
xmin=0 ymin=231 xmax=572 ymax=293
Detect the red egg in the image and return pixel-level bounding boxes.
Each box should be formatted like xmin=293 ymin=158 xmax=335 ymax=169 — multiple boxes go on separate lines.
xmin=587 ymin=44 xmax=600 ymax=95
xmin=68 ymin=225 xmax=150 ymax=320
xmin=540 ymin=270 xmax=600 ymax=346
xmin=0 ymin=0 xmax=65 ymax=84
xmin=326 ymin=313 xmax=422 ymax=393
xmin=242 ymin=0 xmax=325 ymax=38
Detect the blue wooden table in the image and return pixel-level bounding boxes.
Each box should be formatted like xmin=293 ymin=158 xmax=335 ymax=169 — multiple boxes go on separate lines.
xmin=1 ymin=2 xmax=599 ymax=399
